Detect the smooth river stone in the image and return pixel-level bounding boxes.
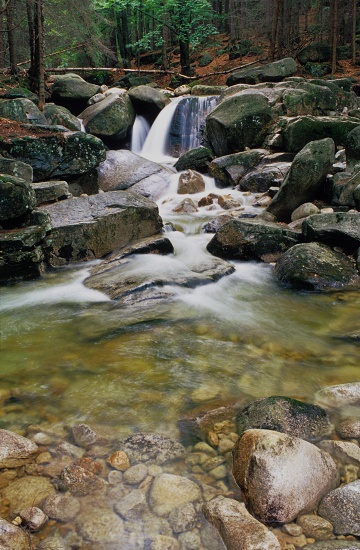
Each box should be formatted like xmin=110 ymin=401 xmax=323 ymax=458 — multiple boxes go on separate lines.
xmin=233 ymin=429 xmax=340 ymax=523
xmin=0 ymin=429 xmax=38 ymax=468
xmin=149 ymin=473 xmax=201 ymax=517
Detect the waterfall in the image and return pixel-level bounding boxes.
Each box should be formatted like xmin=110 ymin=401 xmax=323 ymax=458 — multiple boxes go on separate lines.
xmin=140 ymin=95 xmax=217 ymax=163
xmin=131 ymin=115 xmax=151 ymax=154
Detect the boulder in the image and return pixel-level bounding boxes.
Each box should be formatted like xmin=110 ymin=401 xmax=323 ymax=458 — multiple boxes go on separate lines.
xmin=0 ymin=225 xmax=47 ymax=283
xmin=79 ymin=89 xmax=135 ymax=143
xmin=97 ymin=149 xmax=173 ymax=201
xmin=329 ymin=169 xmax=360 ymax=208
xmin=236 ymin=396 xmax=333 ymax=441
xmin=274 ymin=242 xmax=359 ymax=290
xmin=1 ymin=475 xmax=55 ymax=513
xmin=121 ymin=433 xmax=185 ymax=464
xmin=226 ymin=57 xmax=297 ymax=86
xmin=0 ymin=98 xmax=47 ymax=125
xmin=207 ymin=218 xmax=301 ymax=262
xmin=43 ymin=103 xmax=82 ymax=131
xmin=0 ymin=429 xmax=38 ymax=467
xmin=318 ymin=440 xmax=360 ymax=467
xmin=0 ymin=124 xmax=106 ymax=181
xmin=318 ymin=479 xmax=360 ymax=536
xmin=128 ymin=85 xmax=170 ymax=117
xmin=346 ymin=125 xmax=360 ymax=172
xmin=41 ymin=190 xmax=163 ymax=264
xmin=208 ymin=149 xmax=267 ymax=188
xmin=0 ymin=518 xmax=29 ymax=549
xmin=239 ymin=162 xmax=291 ymax=193
xmin=266 ymin=138 xmax=335 ymax=222
xmin=233 ymin=429 xmax=339 ymax=523
xmin=297 ymin=43 xmax=332 ymax=65
xmin=148 ymin=473 xmax=201 ymax=516
xmin=205 ymin=91 xmax=274 ymax=156
xmin=177 ymin=170 xmax=205 ymax=194
xmin=51 ymin=74 xmax=101 ymax=111
xmin=0 ymin=158 xmax=33 ymax=181
xmin=191 ymin=85 xmax=227 ymax=96
xmin=291 ymin=202 xmax=320 ymax=221
xmin=203 ymin=496 xmax=281 ymax=550
xmin=0 ymin=174 xmax=36 ymax=220
xmin=2 ymin=86 xmax=39 ymax=104
xmin=31 ymin=181 xmax=71 ymax=205
xmin=174 ymin=146 xmax=214 ymax=173
xmin=302 ymin=212 xmax=360 ymax=253
xmin=315 ymin=382 xmax=360 ymax=409
xmin=281 ymin=116 xmax=360 ymax=153
xmin=282 ymin=82 xmax=337 ymax=116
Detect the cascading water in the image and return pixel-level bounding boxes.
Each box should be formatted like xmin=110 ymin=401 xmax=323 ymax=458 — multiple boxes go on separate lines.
xmin=130 ymin=115 xmax=151 ymax=153
xmin=140 ymin=95 xmax=217 ymax=163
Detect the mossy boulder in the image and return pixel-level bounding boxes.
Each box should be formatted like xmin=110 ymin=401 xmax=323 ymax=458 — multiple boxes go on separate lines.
xmin=0 ymin=174 xmax=36 ymax=221
xmin=208 ymin=149 xmax=267 ymax=188
xmin=43 ymin=103 xmax=82 ymax=131
xmin=297 ymin=43 xmax=332 ymax=65
xmin=51 ymin=74 xmax=101 ymax=112
xmin=226 ymin=57 xmax=297 ymax=86
xmin=274 ymin=242 xmax=359 ymax=290
xmin=205 ymin=91 xmax=274 ymax=156
xmin=0 ymin=98 xmax=47 ymax=125
xmin=174 ymin=146 xmax=214 ymax=173
xmin=302 ymin=212 xmax=360 ymax=254
xmin=128 ymin=85 xmax=169 ymax=117
xmin=3 ymin=87 xmax=39 ymax=105
xmin=346 ymin=125 xmax=360 ymax=172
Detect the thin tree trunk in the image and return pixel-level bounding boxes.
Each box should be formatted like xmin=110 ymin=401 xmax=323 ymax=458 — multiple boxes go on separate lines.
xmin=179 ymin=38 xmax=190 ymax=76
xmin=331 ymin=0 xmax=338 ymax=74
xmin=269 ymin=0 xmax=280 ymax=61
xmin=6 ymin=0 xmax=17 ymax=74
xmin=0 ymin=1 xmax=5 ymax=68
xmin=352 ymin=0 xmax=357 ymax=64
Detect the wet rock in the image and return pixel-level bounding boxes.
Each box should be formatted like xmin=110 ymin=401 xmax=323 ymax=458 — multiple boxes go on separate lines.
xmin=315 ymin=382 xmax=360 ymax=409
xmin=43 ymin=103 xmax=82 ymax=131
xmin=208 ymin=149 xmax=267 ymax=188
xmin=37 ymin=536 xmax=71 ymax=549
xmin=0 ymin=429 xmax=38 ymax=467
xmin=97 ymin=149 xmax=173 ymax=201
xmin=71 ymin=423 xmax=97 ymax=447
xmin=174 ymin=146 xmax=214 ymax=173
xmin=129 ymin=85 xmax=170 ymax=117
xmin=302 ymin=212 xmax=360 ymax=254
xmin=107 ymin=450 xmax=131 ymax=471
xmin=227 ymin=57 xmax=297 ymax=86
xmin=318 ymin=479 xmax=360 ymax=535
xmin=178 ymin=530 xmax=201 ymax=550
xmin=0 ymin=158 xmax=33 ymax=181
xmin=218 ymin=194 xmax=242 ymax=210
xmin=123 ymin=463 xmax=148 ymax=485
xmin=239 ymin=162 xmax=291 ymax=193
xmin=178 ymin=405 xmax=236 ymax=445
xmin=336 ymin=418 xmax=360 ymax=439
xmin=291 ymin=202 xmax=320 ymax=221
xmin=122 ymin=433 xmax=186 ymax=465
xmin=274 ymin=242 xmax=359 ymax=290
xmin=42 ymin=493 xmax=81 ymax=522
xmin=296 ymin=514 xmax=333 ymax=540
xmin=31 ymin=180 xmax=70 ymax=205
xmin=233 ymin=429 xmax=339 ymax=523
xmin=75 ymin=506 xmax=125 ymax=544
xmin=59 ymin=464 xmax=107 ymax=496
xmin=114 ymin=488 xmax=149 ymax=520
xmin=346 ymin=125 xmax=360 ymax=172
xmin=318 ymin=440 xmax=360 ymax=466
xmin=0 ymin=97 xmax=47 ymax=125
xmin=0 ymin=518 xmax=29 ymax=549
xmin=149 ymin=473 xmax=201 ymax=516
xmin=51 ymin=73 xmax=100 ymax=112
xmin=0 ymin=174 xmax=36 ymax=221
xmin=302 ymin=542 xmax=360 ymax=550
xmin=207 ymin=218 xmax=301 ymax=263
xmin=202 ymin=214 xmax=233 ymax=233
xmin=236 ymin=396 xmax=333 ymax=441
xmin=203 ymin=495 xmax=281 ymax=550
xmin=266 ymin=138 xmax=335 ymax=222
xmin=19 ymin=506 xmax=48 ymax=531
xmin=168 ymin=502 xmax=198 ymax=534
xmin=1 ymin=475 xmax=55 ymax=513
xmin=177 ymin=170 xmax=205 ymax=194
xmin=173 ymin=198 xmax=198 ymax=213
xmin=149 ymin=534 xmax=180 ymax=549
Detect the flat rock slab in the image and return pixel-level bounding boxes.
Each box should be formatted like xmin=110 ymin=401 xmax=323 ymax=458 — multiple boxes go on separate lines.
xmin=41 ymin=190 xmax=163 ymax=263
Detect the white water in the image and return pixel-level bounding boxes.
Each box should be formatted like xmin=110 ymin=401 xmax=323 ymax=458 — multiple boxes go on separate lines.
xmin=130 ymin=115 xmax=151 ymax=153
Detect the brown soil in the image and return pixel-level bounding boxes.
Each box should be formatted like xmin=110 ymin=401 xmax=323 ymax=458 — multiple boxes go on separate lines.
xmin=0 ymin=118 xmax=61 ymax=139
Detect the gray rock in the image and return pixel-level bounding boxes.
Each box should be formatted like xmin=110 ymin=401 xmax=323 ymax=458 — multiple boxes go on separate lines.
xmin=43 ymin=494 xmax=81 ymax=522
xmin=274 ymin=242 xmax=359 ymax=290
xmin=19 ymin=506 xmax=48 ymax=531
xmin=43 ymin=103 xmax=82 ymax=131
xmin=206 ymin=91 xmax=274 ymax=156
xmin=240 ymin=162 xmax=291 ymax=193
xmin=114 ymin=488 xmax=149 ymax=520
xmin=51 ymin=74 xmax=100 ymax=110
xmin=0 ymin=429 xmax=38 ymax=467
xmin=318 ymin=479 xmax=360 ymax=535
xmin=0 ymin=174 xmax=36 ymax=220
xmin=302 ymin=542 xmax=360 ymax=550
xmin=174 ymin=146 xmax=214 ymax=173
xmin=79 ymin=90 xmax=135 ymax=142
xmin=291 ymin=202 xmax=320 ymax=221
xmin=336 ymin=418 xmax=360 ymax=439
xmin=318 ymin=440 xmax=360 ymax=466
xmin=122 ymin=433 xmax=185 ymax=465
xmin=59 ymin=464 xmax=107 ymax=496
xmin=1 ymin=475 xmax=55 ymax=513
xmin=75 ymin=507 xmax=125 ymax=544
xmin=0 ymin=97 xmax=47 ymax=125
xmin=177 ymin=170 xmax=205 ymax=194
xmin=71 ymin=423 xmax=98 ymax=447
xmin=0 ymin=518 xmax=29 ymax=549
xmin=346 ymin=125 xmax=360 ymax=172
xmin=233 ymin=429 xmax=340 ymax=523
xmin=129 ymin=85 xmax=170 ymax=116
xmin=203 ymin=495 xmax=281 ymax=550
xmin=31 ymin=180 xmax=70 ymax=205
xmin=208 ymin=149 xmax=267 ymax=188
xmin=227 ymin=57 xmax=297 ymax=86
xmin=149 ymin=473 xmax=201 ymax=517
xmin=315 ymin=382 xmax=360 ymax=409
xmin=266 ymin=138 xmax=335 ymax=222
xmin=296 ymin=514 xmax=333 ymax=540
xmin=303 ymin=212 xmax=360 ymax=253
xmin=168 ymin=502 xmax=198 ymax=534
xmin=123 ymin=463 xmax=148 ymax=485
xmin=0 ymin=158 xmax=33 ymax=182
xmin=207 ymin=218 xmax=301 ymax=263
xmin=41 ymin=190 xmax=163 ymax=264
xmin=236 ymin=396 xmax=333 ymax=441
xmin=97 ymin=149 xmax=173 ymax=201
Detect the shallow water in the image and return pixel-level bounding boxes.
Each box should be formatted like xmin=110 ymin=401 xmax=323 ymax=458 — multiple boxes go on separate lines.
xmin=1 ymin=174 xmax=359 ymax=438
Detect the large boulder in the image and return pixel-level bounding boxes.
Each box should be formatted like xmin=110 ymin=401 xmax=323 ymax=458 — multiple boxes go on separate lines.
xmin=302 ymin=212 xmax=360 ymax=254
xmin=315 ymin=382 xmax=360 ymax=409
xmin=205 ymin=91 xmax=274 ymax=156
xmin=226 ymin=57 xmax=297 ymax=86
xmin=236 ymin=396 xmax=332 ymax=441
xmin=41 ymin=190 xmax=163 ymax=264
xmin=282 ymin=82 xmax=337 ymax=116
xmin=128 ymin=85 xmax=170 ymax=117
xmin=0 ymin=122 xmax=106 ymax=181
xmin=43 ymin=103 xmax=82 ymax=131
xmin=280 ymin=116 xmax=359 ymax=152
xmin=79 ymin=89 xmax=135 ymax=144
xmin=206 ymin=218 xmax=301 ymax=262
xmin=239 ymin=161 xmax=291 ymax=193
xmin=203 ymin=496 xmax=281 ymax=550
xmin=265 ymin=138 xmax=335 ymax=222
xmin=97 ymin=149 xmax=173 ymax=201
xmin=233 ymin=429 xmax=339 ymax=523
xmin=0 ymin=158 xmax=33 ymax=181
xmin=208 ymin=149 xmax=267 ymax=188
xmin=346 ymin=124 xmax=360 ymax=172
xmin=0 ymin=174 xmax=36 ymax=221
xmin=330 ymin=170 xmax=360 ymax=208
xmin=274 ymin=242 xmax=359 ymax=290
xmin=174 ymin=146 xmax=214 ymax=173
xmin=51 ymin=73 xmax=101 ymax=112
xmin=297 ymin=43 xmax=332 ymax=65
xmin=0 ymin=98 xmax=47 ymax=125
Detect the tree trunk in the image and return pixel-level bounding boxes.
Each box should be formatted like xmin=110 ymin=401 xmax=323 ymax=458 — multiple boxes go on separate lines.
xmin=352 ymin=0 xmax=357 ymax=64
xmin=269 ymin=0 xmax=280 ymax=61
xmin=331 ymin=0 xmax=338 ymax=74
xmin=0 ymin=1 xmax=5 ymax=68
xmin=179 ymin=38 xmax=190 ymax=76
xmin=6 ymin=0 xmax=18 ymax=74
